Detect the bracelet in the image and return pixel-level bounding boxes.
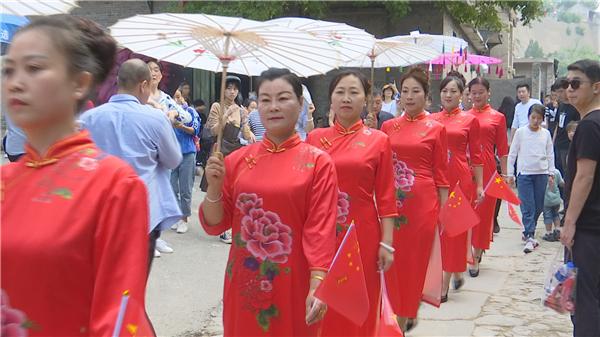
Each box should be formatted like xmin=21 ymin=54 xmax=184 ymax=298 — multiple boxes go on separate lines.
xmin=307 ymin=118 xmax=314 ymax=122
xmin=379 ymin=242 xmax=395 ymax=253
xmin=311 ymin=275 xmax=324 ymax=282
xmin=205 ymin=193 xmax=223 ymax=203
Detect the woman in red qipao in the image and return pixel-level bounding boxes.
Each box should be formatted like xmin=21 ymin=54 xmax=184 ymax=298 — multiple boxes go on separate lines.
xmin=306 ymin=70 xmax=397 ymax=336
xmin=381 ymin=68 xmax=449 ymax=332
xmin=1 ymin=15 xmax=154 ymax=337
xmin=200 ymin=68 xmax=338 ymax=336
xmin=430 ymin=73 xmax=484 ymax=301
xmin=466 ymin=77 xmax=509 ymax=277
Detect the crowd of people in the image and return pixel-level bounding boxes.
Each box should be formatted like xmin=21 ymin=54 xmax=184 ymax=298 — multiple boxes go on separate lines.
xmin=2 ymin=14 xmax=600 ymax=337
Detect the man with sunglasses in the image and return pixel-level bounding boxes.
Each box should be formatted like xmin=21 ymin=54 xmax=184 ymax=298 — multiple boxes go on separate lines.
xmin=560 ymin=59 xmax=600 ymax=337
xmin=552 ymin=77 xmax=580 ymax=178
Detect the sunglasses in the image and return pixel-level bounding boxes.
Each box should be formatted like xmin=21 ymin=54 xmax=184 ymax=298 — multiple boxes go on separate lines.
xmin=561 ymin=79 xmax=590 ymax=90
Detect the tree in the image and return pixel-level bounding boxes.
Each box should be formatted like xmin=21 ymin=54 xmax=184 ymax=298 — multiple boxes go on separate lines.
xmin=524 ymin=39 xmax=545 ymax=58
xmin=575 ymin=26 xmax=585 ymax=36
xmin=549 ymin=46 xmax=600 ymax=76
xmin=173 ymin=1 xmax=545 ymax=30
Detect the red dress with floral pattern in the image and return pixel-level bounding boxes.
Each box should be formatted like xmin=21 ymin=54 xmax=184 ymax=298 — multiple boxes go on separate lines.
xmin=381 ymin=112 xmax=449 ymax=318
xmin=468 ymin=104 xmax=508 ymax=250
xmin=306 ymin=121 xmax=398 ymax=336
xmin=1 ymin=131 xmax=154 ymax=337
xmin=199 ymin=134 xmax=338 ymax=336
xmin=431 ymin=108 xmax=482 ymax=272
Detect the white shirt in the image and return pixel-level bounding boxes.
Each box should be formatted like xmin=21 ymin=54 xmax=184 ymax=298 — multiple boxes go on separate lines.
xmin=381 ymin=100 xmax=397 ymax=115
xmin=508 ymin=125 xmax=555 ymax=176
xmin=512 ymin=98 xmax=542 ymax=129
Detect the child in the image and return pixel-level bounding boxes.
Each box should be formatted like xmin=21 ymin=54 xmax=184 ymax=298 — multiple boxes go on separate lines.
xmin=542 ymin=169 xmax=564 ymax=242
xmin=507 ymin=104 xmax=555 ymax=253
xmin=566 ymin=121 xmax=578 ymax=142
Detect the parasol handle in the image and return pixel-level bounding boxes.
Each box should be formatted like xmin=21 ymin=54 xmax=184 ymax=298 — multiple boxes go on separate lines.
xmin=365 ymin=56 xmax=376 ymax=128
xmin=215 ymin=62 xmax=230 ymax=154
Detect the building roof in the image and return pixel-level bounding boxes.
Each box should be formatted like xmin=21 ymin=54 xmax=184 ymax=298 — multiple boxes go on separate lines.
xmin=514 ymin=58 xmax=555 ymax=64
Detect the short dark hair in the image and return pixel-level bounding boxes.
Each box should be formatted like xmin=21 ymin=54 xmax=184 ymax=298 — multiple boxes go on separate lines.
xmin=117 ymin=59 xmax=151 ymax=90
xmin=567 ymin=59 xmax=600 ymax=83
xmin=440 ymin=75 xmax=465 ymax=94
xmin=400 ymin=67 xmax=429 ymax=97
xmin=179 ymin=81 xmax=190 ymax=87
xmin=225 ymin=75 xmax=241 ymax=91
xmin=516 ymin=83 xmax=530 ymax=92
xmin=528 ymin=104 xmax=546 ymax=118
xmin=553 ymin=77 xmax=567 ymax=90
xmin=147 ymin=59 xmax=161 ymax=70
xmin=256 ymin=68 xmax=302 ymax=99
xmin=192 ymin=99 xmax=206 ymax=107
xmin=372 ymin=88 xmax=383 ymax=97
xmin=329 ymin=70 xmax=371 ymax=99
xmin=243 ymin=98 xmax=257 ymax=108
xmin=468 ymin=77 xmax=490 ymax=91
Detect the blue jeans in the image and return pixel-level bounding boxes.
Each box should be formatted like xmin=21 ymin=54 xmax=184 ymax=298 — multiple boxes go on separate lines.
xmin=170 ymin=153 xmax=196 ymax=217
xmin=517 ymin=174 xmax=548 ymax=239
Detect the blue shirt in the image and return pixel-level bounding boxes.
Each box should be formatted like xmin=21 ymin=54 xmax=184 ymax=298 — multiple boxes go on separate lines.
xmin=158 ymin=91 xmax=193 ymax=124
xmin=296 ymin=85 xmax=313 ymax=141
xmin=79 ymin=94 xmax=183 ymax=231
xmin=248 ymin=110 xmax=266 ymax=141
xmin=5 ymin=114 xmax=26 ymax=156
xmin=174 ymin=105 xmax=200 ymax=154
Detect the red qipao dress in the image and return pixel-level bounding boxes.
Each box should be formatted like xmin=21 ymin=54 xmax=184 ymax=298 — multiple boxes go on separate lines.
xmin=306 ymin=121 xmax=398 ymax=336
xmin=430 ymin=108 xmax=483 ymax=272
xmin=468 ymin=104 xmax=508 ymax=250
xmin=1 ymin=131 xmax=154 ymax=337
xmin=380 ymin=112 xmax=449 ymax=318
xmin=199 ymin=134 xmax=338 ymax=336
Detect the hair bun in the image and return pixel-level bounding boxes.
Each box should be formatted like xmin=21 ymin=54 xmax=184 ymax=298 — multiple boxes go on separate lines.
xmin=67 ymin=16 xmax=117 ymax=84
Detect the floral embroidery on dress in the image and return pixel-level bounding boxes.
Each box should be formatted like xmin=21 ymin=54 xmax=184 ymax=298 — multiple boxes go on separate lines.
xmin=1 ymin=289 xmax=37 ymax=336
xmin=78 ymin=157 xmax=99 ymax=171
xmin=336 ymin=191 xmax=350 ymax=237
xmin=392 ymin=152 xmax=415 ymax=228
xmin=233 ymin=193 xmax=293 ymax=332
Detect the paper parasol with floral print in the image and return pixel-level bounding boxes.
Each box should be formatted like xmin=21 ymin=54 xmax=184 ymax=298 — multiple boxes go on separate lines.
xmin=266 ymin=17 xmax=375 ymax=63
xmin=1 ymin=0 xmax=77 ymax=16
xmin=110 ymin=13 xmax=340 ymax=152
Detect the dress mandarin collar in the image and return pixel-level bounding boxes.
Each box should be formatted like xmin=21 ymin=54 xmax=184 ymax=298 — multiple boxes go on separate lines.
xmin=23 ymin=130 xmax=94 ymax=169
xmin=403 ymin=111 xmax=427 ymax=122
xmin=443 ymin=107 xmax=462 ymax=116
xmin=334 ymin=120 xmax=363 ymax=135
xmin=473 ymin=104 xmax=492 ymax=113
xmin=261 ymin=133 xmax=302 ymax=153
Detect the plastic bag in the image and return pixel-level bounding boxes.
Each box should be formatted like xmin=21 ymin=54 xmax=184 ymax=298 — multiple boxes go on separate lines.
xmin=542 ymin=248 xmax=577 ymax=314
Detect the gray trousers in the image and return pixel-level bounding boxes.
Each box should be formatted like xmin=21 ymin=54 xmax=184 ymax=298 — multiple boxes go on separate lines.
xmin=170 ymin=152 xmax=196 ymax=217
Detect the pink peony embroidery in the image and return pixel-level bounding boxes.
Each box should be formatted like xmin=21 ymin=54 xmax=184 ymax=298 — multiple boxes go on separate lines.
xmin=236 ymin=193 xmax=263 ymax=216
xmin=392 ymin=153 xmax=415 ymax=192
xmin=337 ymin=191 xmax=350 ymax=225
xmin=240 ymin=207 xmax=292 ymax=264
xmin=77 ymin=157 xmax=98 ymax=171
xmin=1 ymin=290 xmax=29 ymax=337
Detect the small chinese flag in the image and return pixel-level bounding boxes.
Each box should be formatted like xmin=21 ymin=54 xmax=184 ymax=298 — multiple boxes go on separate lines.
xmin=507 ymin=203 xmax=523 ymax=227
xmin=315 ymin=223 xmax=369 ymax=325
xmin=377 ymin=272 xmax=404 ymax=337
xmin=422 ymin=225 xmax=442 ymax=308
xmin=439 ymin=183 xmax=480 ymax=237
xmin=484 ymin=171 xmax=521 ymax=205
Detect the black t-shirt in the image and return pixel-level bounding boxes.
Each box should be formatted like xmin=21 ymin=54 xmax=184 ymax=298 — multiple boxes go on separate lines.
xmin=554 ymin=103 xmax=580 ymax=150
xmin=566 ymin=109 xmax=600 ymax=234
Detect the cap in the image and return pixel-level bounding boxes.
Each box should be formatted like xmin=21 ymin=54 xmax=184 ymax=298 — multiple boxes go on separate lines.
xmin=226 ymin=75 xmax=242 ymax=86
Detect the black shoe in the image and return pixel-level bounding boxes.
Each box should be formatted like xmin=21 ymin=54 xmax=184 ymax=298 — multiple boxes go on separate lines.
xmin=441 ymin=294 xmax=448 ymax=303
xmin=468 ymin=267 xmax=479 ymax=278
xmin=405 ymin=319 xmax=418 ymax=333
xmin=542 ymin=232 xmax=557 ymax=242
xmin=553 ymin=229 xmax=561 ymax=241
xmin=453 ymin=277 xmax=465 ymax=290
xmin=493 ymin=222 xmax=500 ymax=233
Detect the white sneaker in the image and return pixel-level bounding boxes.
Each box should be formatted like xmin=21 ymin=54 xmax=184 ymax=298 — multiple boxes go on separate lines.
xmin=220 ymin=229 xmax=232 ymax=244
xmin=531 ymin=238 xmax=540 ymax=248
xmin=156 ymin=238 xmax=174 ymax=253
xmin=524 ymin=239 xmax=535 ymax=254
xmin=176 ymin=222 xmax=189 ymax=234
xmin=171 ymin=221 xmax=180 ymax=230
xmin=154 ymin=249 xmax=161 ymax=258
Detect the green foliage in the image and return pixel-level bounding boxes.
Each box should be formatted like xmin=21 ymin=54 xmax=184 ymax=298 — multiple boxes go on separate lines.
xmin=524 ymin=39 xmax=545 ymax=58
xmin=548 ymin=46 xmax=600 ymax=76
xmin=557 ymin=11 xmax=582 ymax=23
xmin=173 ymin=1 xmax=545 ymax=31
xmin=575 ymin=26 xmax=585 ymax=36
xmin=566 ymin=26 xmax=572 ymax=35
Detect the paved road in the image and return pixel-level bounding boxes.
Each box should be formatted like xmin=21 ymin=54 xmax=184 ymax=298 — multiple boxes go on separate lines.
xmin=146 ymin=185 xmax=574 ymax=337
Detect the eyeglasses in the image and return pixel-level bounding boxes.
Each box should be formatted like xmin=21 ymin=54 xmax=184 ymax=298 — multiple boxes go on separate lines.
xmin=561 ymin=79 xmax=590 ymax=90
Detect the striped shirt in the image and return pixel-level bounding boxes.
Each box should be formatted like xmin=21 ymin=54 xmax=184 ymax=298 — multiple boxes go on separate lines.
xmin=248 ymin=110 xmax=266 ymax=141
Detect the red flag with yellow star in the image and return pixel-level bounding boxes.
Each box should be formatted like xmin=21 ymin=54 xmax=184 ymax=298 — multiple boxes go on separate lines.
xmin=484 ymin=171 xmax=521 ymax=205
xmin=377 ymin=272 xmax=404 ymax=336
xmin=439 ymin=183 xmax=480 ymax=237
xmin=507 ymin=203 xmax=523 ymax=227
xmin=315 ymin=223 xmax=369 ymax=325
